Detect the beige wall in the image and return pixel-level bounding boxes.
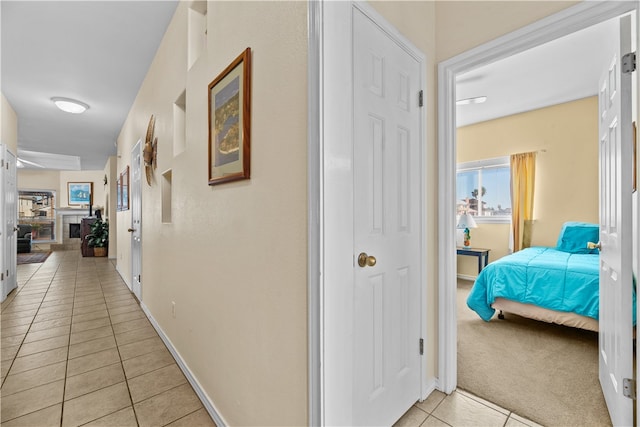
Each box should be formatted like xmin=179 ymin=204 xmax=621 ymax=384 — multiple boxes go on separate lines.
xmin=434 ymin=1 xmax=579 ymax=62
xmin=115 ymin=2 xmax=308 ymax=425
xmin=1 ymin=93 xmax=18 ymax=154
xmin=104 ymin=156 xmax=118 ymax=258
xmin=456 ymin=97 xmax=599 ymax=277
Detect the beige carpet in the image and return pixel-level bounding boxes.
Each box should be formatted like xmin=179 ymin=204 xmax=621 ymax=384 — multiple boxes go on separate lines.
xmin=457 ymin=279 xmax=612 ymax=427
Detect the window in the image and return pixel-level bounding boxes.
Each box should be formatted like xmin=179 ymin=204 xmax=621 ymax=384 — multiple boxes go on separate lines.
xmin=457 ymin=157 xmax=511 ymax=223
xmin=18 ymin=190 xmax=56 ymax=242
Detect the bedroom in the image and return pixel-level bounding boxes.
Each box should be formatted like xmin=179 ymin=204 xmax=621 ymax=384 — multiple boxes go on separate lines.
xmin=454 ymin=15 xmax=624 ymax=427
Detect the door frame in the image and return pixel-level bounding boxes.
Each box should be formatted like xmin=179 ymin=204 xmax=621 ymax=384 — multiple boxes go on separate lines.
xmin=131 ymin=139 xmax=142 ymax=301
xmin=308 ymin=1 xmax=428 ymax=425
xmin=437 ymin=0 xmax=639 ymax=395
xmin=0 ymin=144 xmax=18 ymax=302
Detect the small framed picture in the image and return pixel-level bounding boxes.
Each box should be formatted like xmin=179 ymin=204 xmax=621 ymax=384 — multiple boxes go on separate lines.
xmin=116 ymin=175 xmax=122 ymax=211
xmin=121 ymin=166 xmax=130 ymax=210
xmin=208 ymin=47 xmax=252 ymax=185
xmin=68 ymin=182 xmax=93 ymax=206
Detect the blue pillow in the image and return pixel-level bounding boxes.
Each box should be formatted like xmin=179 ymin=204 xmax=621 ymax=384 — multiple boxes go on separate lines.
xmin=556 ymin=222 xmax=600 ymax=254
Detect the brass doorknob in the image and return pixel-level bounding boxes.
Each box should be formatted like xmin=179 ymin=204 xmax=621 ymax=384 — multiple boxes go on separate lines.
xmin=127 ymin=228 xmax=136 ymax=233
xmin=358 ymin=252 xmax=377 ymax=267
xmin=587 ymin=241 xmax=601 ymax=250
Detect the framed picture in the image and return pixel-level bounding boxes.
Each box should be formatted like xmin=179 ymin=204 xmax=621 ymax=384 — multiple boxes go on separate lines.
xmin=121 ymin=166 xmax=130 ymax=210
xmin=68 ymin=182 xmax=93 ymax=206
xmin=208 ymin=47 xmax=252 ymax=185
xmin=116 ymin=175 xmax=122 ymax=211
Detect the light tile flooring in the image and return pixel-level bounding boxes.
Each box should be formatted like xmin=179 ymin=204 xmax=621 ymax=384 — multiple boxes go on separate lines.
xmin=2 ymin=250 xmax=542 ymax=427
xmin=394 ymin=389 xmax=543 ymax=427
xmin=1 ymin=251 xmax=216 ymax=427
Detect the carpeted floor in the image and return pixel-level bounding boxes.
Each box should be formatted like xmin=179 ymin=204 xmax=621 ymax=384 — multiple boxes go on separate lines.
xmin=16 ymin=251 xmax=51 ymax=264
xmin=457 ymin=279 xmax=612 ymax=427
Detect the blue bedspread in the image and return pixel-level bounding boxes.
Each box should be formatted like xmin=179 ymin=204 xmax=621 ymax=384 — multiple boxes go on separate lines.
xmin=467 ymin=247 xmax=600 ymax=321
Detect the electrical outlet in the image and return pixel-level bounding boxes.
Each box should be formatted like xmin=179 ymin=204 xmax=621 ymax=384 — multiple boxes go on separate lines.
xmin=172 ymin=301 xmax=176 ymax=318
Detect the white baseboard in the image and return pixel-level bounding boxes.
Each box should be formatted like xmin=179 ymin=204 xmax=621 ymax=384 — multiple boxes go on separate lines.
xmin=115 ymin=264 xmax=132 ymax=291
xmin=140 ymin=303 xmax=226 ymax=427
xmin=457 ymin=274 xmax=477 ymax=282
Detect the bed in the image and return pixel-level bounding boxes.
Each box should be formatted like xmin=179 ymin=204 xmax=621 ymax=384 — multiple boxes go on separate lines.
xmin=466 ymin=222 xmax=602 ymax=331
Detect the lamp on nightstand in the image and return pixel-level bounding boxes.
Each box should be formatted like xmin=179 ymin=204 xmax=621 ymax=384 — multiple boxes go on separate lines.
xmin=457 ymin=213 xmax=478 ymax=248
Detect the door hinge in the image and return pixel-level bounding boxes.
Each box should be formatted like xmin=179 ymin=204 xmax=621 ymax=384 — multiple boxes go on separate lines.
xmin=1 ymin=272 xmax=4 ymax=281
xmin=624 ymin=378 xmax=636 ymax=399
xmin=418 ymin=90 xmax=424 ymax=107
xmin=138 ymin=275 xmax=141 ymax=283
xmin=622 ymin=52 xmax=636 ymax=74
xmin=419 ymin=338 xmax=424 ymax=355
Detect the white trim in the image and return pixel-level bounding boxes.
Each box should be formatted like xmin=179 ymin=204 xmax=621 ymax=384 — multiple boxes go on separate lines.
xmin=307 ymin=1 xmax=322 ymax=426
xmin=116 ymin=264 xmax=132 ymax=291
xmin=438 ymin=0 xmax=638 ymax=396
xmin=318 ymin=1 xmax=428 ymax=424
xmin=140 ymin=302 xmax=227 ymax=427
xmin=456 ymin=274 xmax=477 ymax=282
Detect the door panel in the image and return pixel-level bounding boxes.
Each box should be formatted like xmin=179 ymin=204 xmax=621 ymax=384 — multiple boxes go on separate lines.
xmin=598 ymin=14 xmax=633 ymax=427
xmin=2 ymin=147 xmax=17 ymax=301
xmin=131 ymin=140 xmax=142 ymax=300
xmin=353 ymin=9 xmax=422 ymax=426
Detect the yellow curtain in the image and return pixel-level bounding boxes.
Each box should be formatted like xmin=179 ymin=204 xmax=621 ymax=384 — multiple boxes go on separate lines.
xmin=510 ymin=152 xmax=536 ymax=252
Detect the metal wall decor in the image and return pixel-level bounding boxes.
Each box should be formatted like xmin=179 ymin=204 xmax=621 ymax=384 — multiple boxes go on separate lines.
xmin=143 ymin=115 xmax=158 ymax=185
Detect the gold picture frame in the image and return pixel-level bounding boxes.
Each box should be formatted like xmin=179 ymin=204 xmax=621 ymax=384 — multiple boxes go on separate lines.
xmin=208 ymin=47 xmax=252 ymax=185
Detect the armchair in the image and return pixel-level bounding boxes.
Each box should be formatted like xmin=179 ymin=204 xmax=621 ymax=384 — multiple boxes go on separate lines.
xmin=17 ymin=224 xmax=32 ymax=253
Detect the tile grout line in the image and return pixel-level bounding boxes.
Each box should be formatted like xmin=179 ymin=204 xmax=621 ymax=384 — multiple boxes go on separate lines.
xmin=61 ymin=256 xmax=81 ymax=427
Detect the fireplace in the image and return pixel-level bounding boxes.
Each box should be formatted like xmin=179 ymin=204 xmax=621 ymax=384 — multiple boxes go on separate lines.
xmin=69 ymin=223 xmax=81 ymax=239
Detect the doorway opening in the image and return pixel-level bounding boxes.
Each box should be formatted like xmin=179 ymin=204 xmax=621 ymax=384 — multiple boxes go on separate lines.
xmin=439 ymin=1 xmax=638 ymax=425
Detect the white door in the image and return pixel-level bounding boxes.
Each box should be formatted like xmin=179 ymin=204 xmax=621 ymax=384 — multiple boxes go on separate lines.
xmin=598 ymin=14 xmax=634 ymax=426
xmin=1 ymin=146 xmax=18 ymax=301
xmin=131 ymin=140 xmax=142 ymax=300
xmin=352 ymin=9 xmax=422 ymax=426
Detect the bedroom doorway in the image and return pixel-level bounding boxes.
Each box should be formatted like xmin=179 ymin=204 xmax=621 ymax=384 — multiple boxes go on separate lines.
xmin=439 ymin=1 xmax=639 ymax=425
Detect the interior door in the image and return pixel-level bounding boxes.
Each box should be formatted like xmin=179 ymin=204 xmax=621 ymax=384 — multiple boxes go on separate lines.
xmin=1 ymin=146 xmax=18 ymax=302
xmin=131 ymin=140 xmax=142 ymax=300
xmin=352 ymin=9 xmax=422 ymax=426
xmin=598 ymin=14 xmax=634 ymax=426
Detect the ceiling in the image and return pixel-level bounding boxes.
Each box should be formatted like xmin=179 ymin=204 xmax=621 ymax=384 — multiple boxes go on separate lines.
xmin=1 ymin=1 xmax=178 ymax=170
xmin=1 ymin=4 xmax=621 ymax=169
xmin=456 ymin=16 xmax=618 ymax=127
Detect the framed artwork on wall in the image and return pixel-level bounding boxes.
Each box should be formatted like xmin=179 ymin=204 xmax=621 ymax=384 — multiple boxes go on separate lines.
xmin=121 ymin=166 xmax=130 ymax=210
xmin=116 ymin=175 xmax=122 ymax=211
xmin=208 ymin=47 xmax=252 ymax=186
xmin=68 ymin=182 xmax=93 ymax=206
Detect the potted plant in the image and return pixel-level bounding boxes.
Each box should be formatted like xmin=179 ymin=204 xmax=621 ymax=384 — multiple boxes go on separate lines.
xmin=87 ymin=219 xmax=109 ymax=257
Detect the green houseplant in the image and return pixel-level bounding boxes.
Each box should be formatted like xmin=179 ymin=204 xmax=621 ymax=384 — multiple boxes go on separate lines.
xmin=87 ymin=219 xmax=109 ymax=257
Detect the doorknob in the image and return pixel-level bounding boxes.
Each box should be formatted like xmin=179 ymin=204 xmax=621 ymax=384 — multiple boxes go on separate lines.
xmin=587 ymin=241 xmax=601 ymax=250
xmin=127 ymin=228 xmax=136 ymax=233
xmin=358 ymin=252 xmax=377 ymax=267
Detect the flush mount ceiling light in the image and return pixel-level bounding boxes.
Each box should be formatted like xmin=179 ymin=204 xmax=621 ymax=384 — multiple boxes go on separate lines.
xmin=51 ymin=97 xmax=89 ymax=114
xmin=456 ymin=96 xmax=487 ymax=106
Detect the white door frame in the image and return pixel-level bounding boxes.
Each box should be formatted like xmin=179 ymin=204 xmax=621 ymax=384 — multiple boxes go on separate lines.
xmin=437 ymin=0 xmax=639 ymax=395
xmin=0 ymin=144 xmax=18 ymax=302
xmin=131 ymin=140 xmax=142 ymax=300
xmin=308 ymin=1 xmax=428 ymax=425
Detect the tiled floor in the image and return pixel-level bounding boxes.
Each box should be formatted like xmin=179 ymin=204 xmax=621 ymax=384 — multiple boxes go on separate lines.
xmin=1 ymin=251 xmax=216 ymax=427
xmin=2 ymin=250 xmax=542 ymax=427
xmin=394 ymin=389 xmax=543 ymax=427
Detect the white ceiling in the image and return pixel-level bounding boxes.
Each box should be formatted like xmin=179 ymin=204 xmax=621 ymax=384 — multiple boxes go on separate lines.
xmin=456 ymin=16 xmax=618 ymax=127
xmin=1 ymin=1 xmax=178 ymax=170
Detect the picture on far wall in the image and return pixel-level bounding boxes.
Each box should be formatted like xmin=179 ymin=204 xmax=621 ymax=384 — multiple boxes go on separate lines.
xmin=68 ymin=182 xmax=93 ymax=206
xmin=208 ymin=47 xmax=252 ymax=186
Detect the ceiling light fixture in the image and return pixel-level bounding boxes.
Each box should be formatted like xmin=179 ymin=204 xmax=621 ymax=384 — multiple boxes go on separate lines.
xmin=51 ymin=97 xmax=89 ymax=114
xmin=456 ymin=96 xmax=487 ymax=106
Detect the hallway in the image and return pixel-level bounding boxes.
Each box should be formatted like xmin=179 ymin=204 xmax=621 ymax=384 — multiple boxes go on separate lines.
xmin=1 ymin=251 xmax=216 ymax=426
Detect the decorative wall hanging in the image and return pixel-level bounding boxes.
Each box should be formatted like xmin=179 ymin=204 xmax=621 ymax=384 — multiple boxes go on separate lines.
xmin=208 ymin=47 xmax=252 ymax=185
xmin=68 ymin=182 xmax=93 ymax=206
xmin=116 ymin=175 xmax=122 ymax=211
xmin=143 ymin=115 xmax=158 ymax=185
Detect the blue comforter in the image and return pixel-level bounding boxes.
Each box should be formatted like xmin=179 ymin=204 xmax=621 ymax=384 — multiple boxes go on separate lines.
xmin=467 ymin=247 xmax=600 ymax=321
